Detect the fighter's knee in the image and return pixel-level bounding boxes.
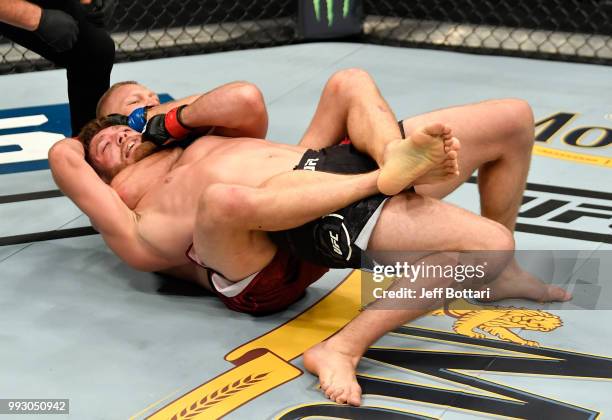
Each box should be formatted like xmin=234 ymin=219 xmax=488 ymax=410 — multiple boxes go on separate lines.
xmin=505 ymin=98 xmax=533 ymax=118
xmin=499 ymin=98 xmax=535 ymax=147
xmin=454 ymin=215 xmax=514 ymax=252
xmin=337 ymin=67 xmax=372 ymax=80
xmin=327 ymin=68 xmax=373 ymax=94
xmin=483 ymin=221 xmax=515 ymax=252
xmin=199 ymin=184 xmax=255 ymax=226
xmin=497 ymin=225 xmax=515 ymax=252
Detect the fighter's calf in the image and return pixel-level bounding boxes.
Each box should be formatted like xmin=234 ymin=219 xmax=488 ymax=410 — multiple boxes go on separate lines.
xmin=456 ymin=217 xmax=516 ymax=287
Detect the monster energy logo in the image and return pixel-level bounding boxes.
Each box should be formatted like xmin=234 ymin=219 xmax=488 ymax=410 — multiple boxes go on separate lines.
xmin=313 ymin=0 xmax=351 ymax=26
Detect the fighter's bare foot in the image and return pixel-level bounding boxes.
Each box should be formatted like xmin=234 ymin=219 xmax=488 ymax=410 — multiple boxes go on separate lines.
xmin=480 ymin=259 xmax=572 ymax=302
xmin=378 ymin=123 xmax=454 ymax=195
xmin=304 ymin=340 xmax=362 ymax=406
xmin=414 ymin=137 xmax=461 ymax=185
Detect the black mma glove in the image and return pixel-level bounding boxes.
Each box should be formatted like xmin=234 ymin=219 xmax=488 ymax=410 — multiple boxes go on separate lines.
xmin=142 ymin=106 xmax=194 ymax=146
xmin=102 ymin=107 xmax=151 ymax=132
xmin=105 ymin=113 xmax=129 ymax=126
xmin=34 ymin=9 xmax=79 ymax=53
xmin=81 ymin=0 xmax=118 ymax=28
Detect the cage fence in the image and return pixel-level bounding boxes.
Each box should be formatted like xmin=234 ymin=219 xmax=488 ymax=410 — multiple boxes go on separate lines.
xmin=363 ymin=0 xmax=612 ymax=65
xmin=0 ymin=0 xmax=610 ymax=74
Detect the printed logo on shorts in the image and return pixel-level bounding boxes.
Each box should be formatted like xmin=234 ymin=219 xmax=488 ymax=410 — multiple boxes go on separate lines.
xmin=329 ymin=231 xmax=342 ymax=256
xmin=304 ymin=158 xmax=319 ymax=171
xmin=322 ymin=213 xmax=353 ymax=262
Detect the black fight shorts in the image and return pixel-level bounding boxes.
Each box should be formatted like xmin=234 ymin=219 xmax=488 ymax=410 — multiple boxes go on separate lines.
xmin=269 ymin=144 xmax=390 ymax=269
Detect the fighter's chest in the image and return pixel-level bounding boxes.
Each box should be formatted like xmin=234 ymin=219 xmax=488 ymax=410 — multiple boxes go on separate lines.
xmin=112 ymin=150 xmax=183 ymax=209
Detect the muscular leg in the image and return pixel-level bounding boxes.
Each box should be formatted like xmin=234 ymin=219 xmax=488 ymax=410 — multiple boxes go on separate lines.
xmin=402 ymin=99 xmax=534 ymax=231
xmin=298 ymin=72 xmax=530 ymax=225
xmin=298 ymin=69 xmax=460 ymax=194
xmin=401 ymin=100 xmax=569 ymax=302
xmin=304 ymin=193 xmax=515 ymax=405
xmin=194 ymin=170 xmax=380 ymax=280
xmin=195 ymin=114 xmax=459 ymax=280
xmin=298 ymin=68 xmax=401 ymax=165
xmin=300 ymin=76 xmax=533 ymax=228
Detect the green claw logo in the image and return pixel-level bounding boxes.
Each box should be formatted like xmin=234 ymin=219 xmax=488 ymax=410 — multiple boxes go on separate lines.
xmin=313 ymin=0 xmax=351 ymax=26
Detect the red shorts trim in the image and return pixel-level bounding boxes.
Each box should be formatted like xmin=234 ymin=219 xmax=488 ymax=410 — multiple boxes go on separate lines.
xmin=186 ymin=246 xmax=329 ymax=315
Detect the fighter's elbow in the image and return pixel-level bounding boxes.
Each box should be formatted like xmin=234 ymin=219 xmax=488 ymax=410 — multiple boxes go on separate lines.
xmin=113 ymin=236 xmax=172 ymax=273
xmin=235 ymin=83 xmax=265 ymax=111
xmin=48 ymin=144 xmax=73 ymax=178
xmin=126 ymin=259 xmax=157 ymax=272
xmin=234 ymin=83 xmax=268 ymax=134
xmin=48 ymin=141 xmax=67 ymax=162
xmin=48 ymin=138 xmax=84 ymax=166
xmin=120 ymin=251 xmax=163 ymax=272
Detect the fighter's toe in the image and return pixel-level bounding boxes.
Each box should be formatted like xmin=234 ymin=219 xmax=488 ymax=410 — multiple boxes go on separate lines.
xmin=347 ymin=384 xmax=362 ymax=406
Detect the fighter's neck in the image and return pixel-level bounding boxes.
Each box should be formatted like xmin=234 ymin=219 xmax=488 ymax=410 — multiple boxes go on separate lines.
xmin=111 ymin=148 xmax=182 ymax=209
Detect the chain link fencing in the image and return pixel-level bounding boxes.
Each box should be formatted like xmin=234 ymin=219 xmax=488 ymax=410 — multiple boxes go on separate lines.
xmin=0 ymin=0 xmax=298 ymax=74
xmin=1 ymin=0 xmax=611 ymax=74
xmin=363 ymin=0 xmax=612 ymax=65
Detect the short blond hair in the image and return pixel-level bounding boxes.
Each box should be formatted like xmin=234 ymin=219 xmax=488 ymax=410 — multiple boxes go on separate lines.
xmin=96 ymin=81 xmax=139 ymax=118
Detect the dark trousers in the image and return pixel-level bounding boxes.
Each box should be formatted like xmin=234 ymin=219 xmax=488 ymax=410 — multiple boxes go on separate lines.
xmin=0 ymin=0 xmax=115 ymax=135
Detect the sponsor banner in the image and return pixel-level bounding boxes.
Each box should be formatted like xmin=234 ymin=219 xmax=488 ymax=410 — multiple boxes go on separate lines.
xmin=298 ymin=0 xmax=363 ymax=39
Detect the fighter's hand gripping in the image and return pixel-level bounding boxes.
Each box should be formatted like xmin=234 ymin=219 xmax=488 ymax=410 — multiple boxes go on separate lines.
xmin=142 ymin=105 xmax=193 ymax=146
xmin=126 ymin=106 xmax=149 ymax=132
xmin=104 ymin=106 xmax=150 ymax=132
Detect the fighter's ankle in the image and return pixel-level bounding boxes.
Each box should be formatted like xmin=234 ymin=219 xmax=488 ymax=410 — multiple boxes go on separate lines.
xmin=325 ymin=338 xmax=365 ymax=360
